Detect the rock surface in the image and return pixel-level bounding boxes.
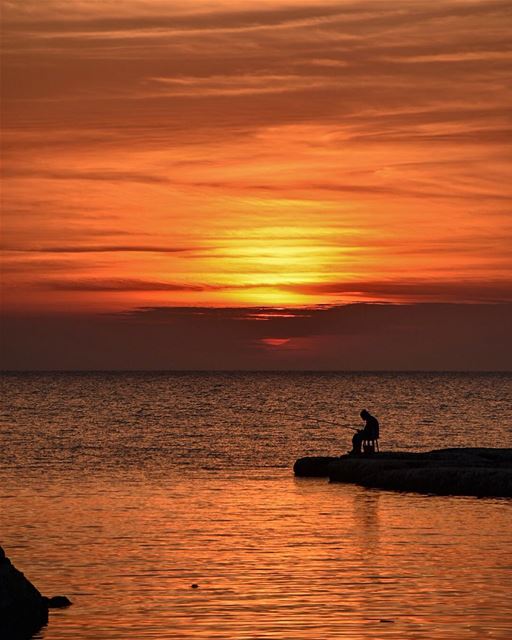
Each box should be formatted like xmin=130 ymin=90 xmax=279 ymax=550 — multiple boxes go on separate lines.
xmin=294 ymin=448 xmax=512 ymax=498
xmin=43 ymin=595 xmax=72 ymax=609
xmin=0 ymin=546 xmax=48 ymax=639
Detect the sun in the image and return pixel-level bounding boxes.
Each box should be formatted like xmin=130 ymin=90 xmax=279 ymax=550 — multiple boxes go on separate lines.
xmin=199 ymin=217 xmax=349 ymax=306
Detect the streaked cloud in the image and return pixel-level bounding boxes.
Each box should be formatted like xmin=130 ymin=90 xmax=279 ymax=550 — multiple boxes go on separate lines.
xmin=39 ymin=279 xmax=208 ymax=292
xmin=3 ymin=167 xmax=170 ymax=184
xmin=149 ymin=74 xmax=333 ymax=97
xmin=283 ymin=279 xmax=512 ymax=303
xmin=2 ymin=245 xmax=194 ymax=254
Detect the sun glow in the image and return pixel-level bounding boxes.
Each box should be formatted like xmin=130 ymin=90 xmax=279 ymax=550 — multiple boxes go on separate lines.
xmin=261 ymin=338 xmax=291 ymax=347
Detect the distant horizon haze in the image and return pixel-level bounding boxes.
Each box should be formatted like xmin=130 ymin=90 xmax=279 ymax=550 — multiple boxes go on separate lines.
xmin=2 ymin=302 xmax=511 ymax=371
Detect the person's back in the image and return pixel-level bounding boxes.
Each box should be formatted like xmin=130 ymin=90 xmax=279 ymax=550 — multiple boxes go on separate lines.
xmin=363 ymin=412 xmax=379 ymax=440
xmin=351 ymin=409 xmax=379 ymax=454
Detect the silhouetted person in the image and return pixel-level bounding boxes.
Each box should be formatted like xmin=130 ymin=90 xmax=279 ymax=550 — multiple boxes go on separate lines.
xmin=351 ymin=409 xmax=379 ymax=454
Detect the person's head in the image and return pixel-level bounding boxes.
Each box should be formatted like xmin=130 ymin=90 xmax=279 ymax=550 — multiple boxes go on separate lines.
xmin=360 ymin=409 xmax=369 ymax=420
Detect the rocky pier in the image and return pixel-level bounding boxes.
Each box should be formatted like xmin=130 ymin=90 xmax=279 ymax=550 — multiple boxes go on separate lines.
xmin=294 ymin=448 xmax=512 ymax=498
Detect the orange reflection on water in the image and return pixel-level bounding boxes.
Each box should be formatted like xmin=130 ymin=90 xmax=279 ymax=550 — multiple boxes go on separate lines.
xmin=2 ymin=473 xmax=511 ymax=639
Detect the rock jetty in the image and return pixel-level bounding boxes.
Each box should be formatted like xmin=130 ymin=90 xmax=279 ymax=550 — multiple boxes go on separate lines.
xmin=0 ymin=546 xmax=71 ymax=639
xmin=294 ymin=448 xmax=512 ymax=498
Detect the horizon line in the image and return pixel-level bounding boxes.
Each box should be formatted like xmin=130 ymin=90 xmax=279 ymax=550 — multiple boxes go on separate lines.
xmin=2 ymin=369 xmax=511 ymax=374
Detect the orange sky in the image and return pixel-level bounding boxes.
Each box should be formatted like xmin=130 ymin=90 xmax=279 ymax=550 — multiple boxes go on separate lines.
xmin=2 ymin=0 xmax=511 ymax=318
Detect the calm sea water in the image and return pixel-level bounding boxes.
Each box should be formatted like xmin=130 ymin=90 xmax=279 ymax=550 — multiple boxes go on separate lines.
xmin=1 ymin=372 xmax=511 ymax=639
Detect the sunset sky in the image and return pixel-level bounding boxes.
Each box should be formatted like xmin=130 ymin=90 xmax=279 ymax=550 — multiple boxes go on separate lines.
xmin=1 ymin=0 xmax=511 ymax=369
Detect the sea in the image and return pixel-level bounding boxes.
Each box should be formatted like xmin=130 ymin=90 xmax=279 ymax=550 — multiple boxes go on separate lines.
xmin=1 ymin=372 xmax=511 ymax=639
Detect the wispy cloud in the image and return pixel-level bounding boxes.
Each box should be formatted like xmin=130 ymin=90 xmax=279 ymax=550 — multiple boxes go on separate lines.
xmin=1 ymin=4 xmax=353 ymax=35
xmin=149 ymin=74 xmax=333 ymax=97
xmin=39 ymin=279 xmax=208 ymax=292
xmin=282 ymin=280 xmax=512 ymax=303
xmin=31 ymin=275 xmax=508 ymax=303
xmin=2 ymin=167 xmax=170 ymax=184
xmin=2 ymin=245 xmax=194 ymax=254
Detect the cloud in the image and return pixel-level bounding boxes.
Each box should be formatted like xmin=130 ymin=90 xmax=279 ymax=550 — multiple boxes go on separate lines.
xmin=5 ymin=1 xmax=510 ymax=39
xmin=39 ymin=278 xmax=208 ymax=292
xmin=1 ymin=4 xmax=363 ymax=36
xmin=149 ymin=73 xmax=333 ymax=97
xmin=2 ymin=245 xmax=194 ymax=254
xmin=175 ymin=177 xmax=511 ymax=202
xmin=282 ymin=280 xmax=512 ymax=303
xmin=115 ymin=302 xmax=511 ymax=342
xmin=0 ymin=258 xmax=88 ymax=274
xmin=2 ymin=167 xmax=170 ymax=184
xmin=2 ymin=303 xmax=511 ymax=370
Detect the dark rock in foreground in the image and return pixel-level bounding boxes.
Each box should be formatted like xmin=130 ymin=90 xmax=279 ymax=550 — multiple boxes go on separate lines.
xmin=0 ymin=546 xmax=48 ymax=639
xmin=0 ymin=546 xmax=72 ymax=639
xmin=294 ymin=448 xmax=512 ymax=498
